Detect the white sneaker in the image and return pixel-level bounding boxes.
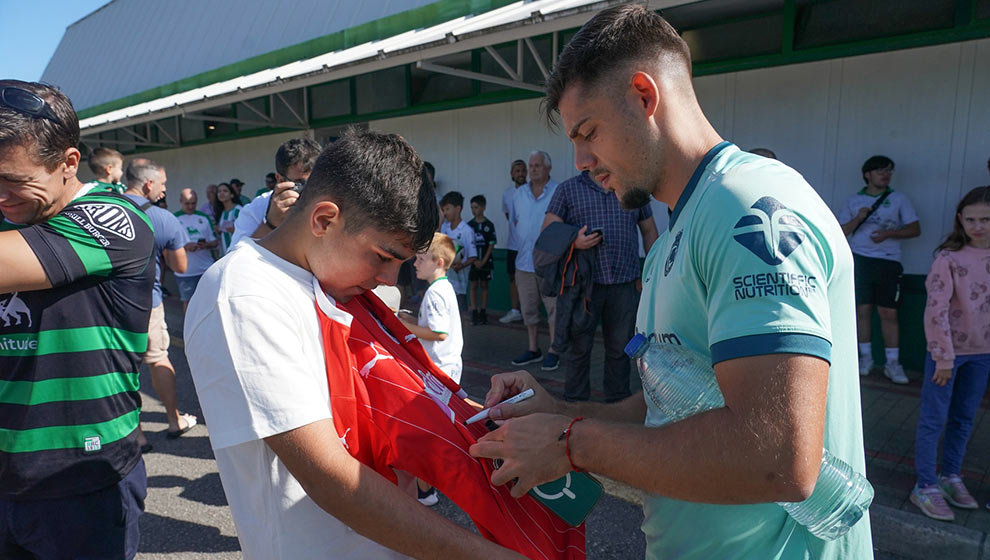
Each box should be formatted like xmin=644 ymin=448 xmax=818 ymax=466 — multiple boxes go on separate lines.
xmin=884 ymin=362 xmax=909 ymax=384
xmin=858 ymin=355 xmax=873 ymax=376
xmin=499 ymin=309 xmax=523 ymax=324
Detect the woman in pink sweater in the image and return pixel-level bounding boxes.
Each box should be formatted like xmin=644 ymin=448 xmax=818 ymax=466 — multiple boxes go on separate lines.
xmin=911 ymin=186 xmax=990 ymax=521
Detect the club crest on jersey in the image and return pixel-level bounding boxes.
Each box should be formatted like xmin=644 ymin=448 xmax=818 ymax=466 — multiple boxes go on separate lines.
xmin=664 ymin=230 xmax=683 ymax=277
xmin=77 ymin=203 xmax=135 ymax=241
xmin=732 ymin=196 xmax=804 ymax=266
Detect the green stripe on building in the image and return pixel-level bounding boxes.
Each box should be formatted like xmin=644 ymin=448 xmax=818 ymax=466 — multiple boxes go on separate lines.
xmin=47 ymin=215 xmax=113 ymax=277
xmin=0 ymin=372 xmax=139 ymax=406
xmin=0 ymin=409 xmax=139 ymax=453
xmin=0 ymin=326 xmax=147 ymax=357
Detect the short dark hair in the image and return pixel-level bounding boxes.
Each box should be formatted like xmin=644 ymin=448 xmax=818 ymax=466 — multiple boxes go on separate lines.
xmin=470 ymin=194 xmax=486 ymax=207
xmin=275 ymin=138 xmax=321 ymax=178
xmin=265 ymin=172 xmax=276 ymax=182
xmin=543 ymin=4 xmax=690 ymax=126
xmin=87 ymin=147 xmax=123 ymax=175
xmin=511 ymin=159 xmax=526 ymax=168
xmin=297 ymin=127 xmax=438 ymax=251
xmin=0 ymin=80 xmax=80 ymax=171
xmin=439 ymin=191 xmax=464 ymax=209
xmin=862 ymin=155 xmax=894 ymax=183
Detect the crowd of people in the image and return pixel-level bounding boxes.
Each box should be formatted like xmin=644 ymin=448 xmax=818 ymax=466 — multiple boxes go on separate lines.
xmin=3 ymin=4 xmax=990 ymax=559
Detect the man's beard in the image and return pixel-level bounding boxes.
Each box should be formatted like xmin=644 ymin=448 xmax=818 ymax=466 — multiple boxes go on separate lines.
xmin=619 ymin=185 xmax=652 ymax=210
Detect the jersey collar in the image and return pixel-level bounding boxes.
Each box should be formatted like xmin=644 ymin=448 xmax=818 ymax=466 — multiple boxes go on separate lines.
xmin=668 ymin=141 xmax=733 ymax=231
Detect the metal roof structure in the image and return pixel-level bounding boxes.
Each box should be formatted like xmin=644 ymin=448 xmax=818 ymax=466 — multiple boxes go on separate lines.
xmin=41 ymin=0 xmax=435 ymax=111
xmin=73 ymin=0 xmax=656 ymax=133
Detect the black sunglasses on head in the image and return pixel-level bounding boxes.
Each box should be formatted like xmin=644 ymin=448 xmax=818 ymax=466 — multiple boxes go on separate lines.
xmin=0 ymin=87 xmax=63 ymax=127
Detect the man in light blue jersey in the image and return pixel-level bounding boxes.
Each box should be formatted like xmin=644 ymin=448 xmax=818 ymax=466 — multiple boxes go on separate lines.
xmin=469 ymin=5 xmax=872 ymax=559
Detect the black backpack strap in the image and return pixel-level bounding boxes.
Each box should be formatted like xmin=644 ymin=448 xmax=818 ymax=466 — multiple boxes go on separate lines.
xmin=851 ymin=190 xmax=892 ymax=235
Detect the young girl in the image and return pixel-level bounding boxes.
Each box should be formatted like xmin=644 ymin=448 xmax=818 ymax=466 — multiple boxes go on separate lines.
xmin=216 ymin=182 xmax=242 ymax=254
xmin=911 ymin=186 xmax=990 ymax=521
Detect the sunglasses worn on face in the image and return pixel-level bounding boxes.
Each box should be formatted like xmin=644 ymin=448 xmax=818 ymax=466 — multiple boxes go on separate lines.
xmin=0 ymin=87 xmax=63 ymax=127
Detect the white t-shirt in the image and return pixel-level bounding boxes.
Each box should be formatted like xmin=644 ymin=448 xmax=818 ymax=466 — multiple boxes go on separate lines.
xmin=440 ymin=220 xmax=477 ymax=295
xmin=174 ymin=211 xmax=216 ymax=277
xmin=837 ymin=188 xmax=919 ymax=262
xmin=502 ymin=184 xmax=521 ymax=251
xmin=183 ymin=239 xmax=408 ymax=560
xmin=417 ymin=277 xmax=463 ymax=384
xmin=230 ymin=192 xmax=270 ymax=247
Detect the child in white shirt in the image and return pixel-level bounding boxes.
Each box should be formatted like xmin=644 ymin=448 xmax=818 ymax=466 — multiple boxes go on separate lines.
xmin=399 ymin=232 xmax=463 ymax=384
xmin=439 ymin=191 xmax=477 ymax=310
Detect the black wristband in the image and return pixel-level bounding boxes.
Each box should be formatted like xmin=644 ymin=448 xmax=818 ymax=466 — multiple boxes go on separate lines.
xmin=264 ymin=195 xmax=276 ymax=229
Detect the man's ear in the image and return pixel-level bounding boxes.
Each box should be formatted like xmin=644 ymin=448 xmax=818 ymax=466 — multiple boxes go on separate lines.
xmin=310 ymin=200 xmax=342 ymax=237
xmin=629 ymin=71 xmax=660 ymax=120
xmin=61 ymin=147 xmax=81 ymax=179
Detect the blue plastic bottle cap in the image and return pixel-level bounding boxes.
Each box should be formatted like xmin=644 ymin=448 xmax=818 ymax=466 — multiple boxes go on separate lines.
xmin=624 ymin=333 xmax=647 ymax=358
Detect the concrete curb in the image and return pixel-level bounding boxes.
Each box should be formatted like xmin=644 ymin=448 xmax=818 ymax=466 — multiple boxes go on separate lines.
xmin=598 ymin=480 xmax=989 ymax=559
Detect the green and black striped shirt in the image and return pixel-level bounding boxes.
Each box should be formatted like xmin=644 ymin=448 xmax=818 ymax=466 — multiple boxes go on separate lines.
xmin=0 ymin=190 xmax=155 ymax=499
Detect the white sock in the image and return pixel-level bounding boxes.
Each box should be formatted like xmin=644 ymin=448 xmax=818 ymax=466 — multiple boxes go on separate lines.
xmin=858 ymin=343 xmax=872 ymax=358
xmin=885 ymin=347 xmax=899 ymax=364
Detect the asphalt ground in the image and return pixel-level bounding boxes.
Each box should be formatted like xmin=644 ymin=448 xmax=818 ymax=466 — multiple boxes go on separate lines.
xmin=135 ymin=292 xmax=988 ymax=559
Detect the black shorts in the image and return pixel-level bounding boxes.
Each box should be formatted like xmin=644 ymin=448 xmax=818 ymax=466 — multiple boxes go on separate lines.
xmin=506 ymin=250 xmax=517 ymax=279
xmin=0 ymin=459 xmax=146 ymax=559
xmin=853 ymin=254 xmax=903 ymax=308
xmin=470 ymin=267 xmax=493 ymax=282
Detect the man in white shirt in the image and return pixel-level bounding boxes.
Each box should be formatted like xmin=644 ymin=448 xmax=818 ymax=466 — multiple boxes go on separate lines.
xmin=509 ymin=150 xmax=559 ymax=370
xmin=499 ymin=159 xmax=527 ymax=323
xmin=230 ymin=138 xmax=321 ymax=247
xmin=184 ymin=128 xmax=522 ymax=560
xmin=173 ymin=188 xmax=217 ymax=310
xmin=837 ymin=155 xmax=920 ymax=384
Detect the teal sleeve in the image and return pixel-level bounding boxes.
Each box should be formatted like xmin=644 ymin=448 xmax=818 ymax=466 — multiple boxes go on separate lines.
xmin=695 ymin=191 xmax=833 ymax=365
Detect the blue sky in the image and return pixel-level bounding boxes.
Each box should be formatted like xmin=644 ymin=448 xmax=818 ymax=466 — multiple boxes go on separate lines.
xmin=0 ymin=0 xmax=110 ymax=81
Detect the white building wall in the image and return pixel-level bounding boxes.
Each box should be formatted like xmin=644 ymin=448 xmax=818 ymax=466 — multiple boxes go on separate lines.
xmin=86 ymin=38 xmax=989 ymax=275
xmin=694 ymin=38 xmax=990 ymax=274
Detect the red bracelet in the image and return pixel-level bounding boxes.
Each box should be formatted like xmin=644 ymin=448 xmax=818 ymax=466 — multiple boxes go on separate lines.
xmin=562 ymin=417 xmax=585 ymax=472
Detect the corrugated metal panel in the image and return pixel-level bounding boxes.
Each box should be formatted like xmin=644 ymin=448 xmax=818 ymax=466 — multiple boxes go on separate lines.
xmin=41 ymin=0 xmax=433 ymax=110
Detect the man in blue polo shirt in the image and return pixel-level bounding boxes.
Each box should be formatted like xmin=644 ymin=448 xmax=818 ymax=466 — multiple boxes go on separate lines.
xmin=470 ymin=6 xmax=872 ymax=559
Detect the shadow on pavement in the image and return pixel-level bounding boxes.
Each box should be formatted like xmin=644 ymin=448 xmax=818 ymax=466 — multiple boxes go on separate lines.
xmin=139 ymin=512 xmax=240 ymax=553
xmin=148 ymin=473 xmax=229 ymax=507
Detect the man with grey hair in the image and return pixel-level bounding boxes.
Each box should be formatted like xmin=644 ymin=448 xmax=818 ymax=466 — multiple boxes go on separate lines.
xmin=123 ymin=159 xmax=198 ymax=444
xmin=509 ymin=150 xmax=560 ymax=370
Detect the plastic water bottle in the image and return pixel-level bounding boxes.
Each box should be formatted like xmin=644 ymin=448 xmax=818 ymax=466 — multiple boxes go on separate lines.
xmin=777 ymin=448 xmax=874 ymax=540
xmin=622 ymin=334 xmax=724 ymax=427
xmin=624 ymin=334 xmax=874 ymax=540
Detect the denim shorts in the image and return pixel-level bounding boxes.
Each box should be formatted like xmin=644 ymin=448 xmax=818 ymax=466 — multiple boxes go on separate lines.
xmin=174 ymin=274 xmax=203 ymax=301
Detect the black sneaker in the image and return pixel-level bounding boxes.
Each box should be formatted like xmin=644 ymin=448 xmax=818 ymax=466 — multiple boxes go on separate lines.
xmin=471 ymin=309 xmax=480 ymax=325
xmin=512 ymin=349 xmax=543 ymax=366
xmin=479 ymin=309 xmax=488 ymax=325
xmin=417 ymin=486 xmax=439 ymax=506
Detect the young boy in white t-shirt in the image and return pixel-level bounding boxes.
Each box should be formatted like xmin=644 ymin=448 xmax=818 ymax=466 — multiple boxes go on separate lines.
xmin=397 ymin=232 xmax=464 ymax=506
xmin=399 ymin=232 xmax=463 ymax=384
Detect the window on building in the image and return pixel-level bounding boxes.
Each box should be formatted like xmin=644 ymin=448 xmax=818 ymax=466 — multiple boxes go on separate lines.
xmin=355 ymin=66 xmax=407 ymax=115
xmin=793 ymin=0 xmax=956 ymax=50
xmin=682 ymin=14 xmax=783 ymax=62
xmin=309 ymin=80 xmax=352 ymax=120
xmin=977 ymin=0 xmax=990 ymax=20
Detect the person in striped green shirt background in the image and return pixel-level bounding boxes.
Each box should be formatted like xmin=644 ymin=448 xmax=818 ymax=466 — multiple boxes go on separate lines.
xmin=0 ymin=79 xmax=154 ymax=559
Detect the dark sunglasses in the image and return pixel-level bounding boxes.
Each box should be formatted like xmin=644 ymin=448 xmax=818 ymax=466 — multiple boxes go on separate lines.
xmin=0 ymin=87 xmax=63 ymax=127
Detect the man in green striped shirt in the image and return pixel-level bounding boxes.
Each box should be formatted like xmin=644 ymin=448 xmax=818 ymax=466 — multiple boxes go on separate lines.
xmin=0 ymin=80 xmax=154 ymax=559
